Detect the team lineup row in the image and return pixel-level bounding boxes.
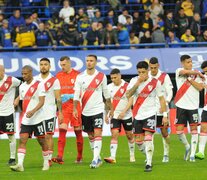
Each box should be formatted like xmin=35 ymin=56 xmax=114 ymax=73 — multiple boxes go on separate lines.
xmin=0 ymin=54 xmax=207 ymax=173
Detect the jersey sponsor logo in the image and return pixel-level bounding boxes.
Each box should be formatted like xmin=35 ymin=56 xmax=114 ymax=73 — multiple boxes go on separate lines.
xmin=71 ymin=79 xmax=75 ymax=84
xmin=148 ymin=85 xmax=153 ymax=91
xmin=95 ymin=79 xmax=100 ymax=85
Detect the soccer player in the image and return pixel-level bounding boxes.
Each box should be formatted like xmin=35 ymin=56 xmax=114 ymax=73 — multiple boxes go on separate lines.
xmin=73 ymin=54 xmax=114 ymax=168
xmin=0 ymin=65 xmax=21 ymax=165
xmin=149 ymin=57 xmax=173 ymax=162
xmin=195 ymin=60 xmax=207 ymax=160
xmin=126 ymin=61 xmax=168 ymax=172
xmin=104 ymin=68 xmax=135 ymax=163
xmin=174 ymin=55 xmax=204 ymax=162
xmin=35 ymin=58 xmax=63 ymax=166
xmin=10 ymin=65 xmax=49 ymax=172
xmin=52 ymin=56 xmax=83 ymax=164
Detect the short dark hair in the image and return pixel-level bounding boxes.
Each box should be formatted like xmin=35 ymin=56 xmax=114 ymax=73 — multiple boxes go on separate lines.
xmin=136 ymin=61 xmax=149 ymax=70
xmin=110 ymin=68 xmax=120 ymax=75
xmin=149 ymin=57 xmax=159 ymax=64
xmin=87 ymin=54 xmax=97 ymax=61
xmin=22 ymin=65 xmax=33 ymax=72
xmin=180 ymin=55 xmax=191 ymax=62
xmin=40 ymin=57 xmax=50 ymax=63
xmin=60 ymin=56 xmax=70 ymax=61
xmin=201 ymin=61 xmax=207 ymax=69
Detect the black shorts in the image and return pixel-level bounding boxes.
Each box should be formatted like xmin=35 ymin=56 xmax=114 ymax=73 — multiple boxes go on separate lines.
xmin=156 ymin=115 xmax=169 ymax=128
xmin=110 ymin=118 xmax=133 ymax=132
xmin=133 ymin=115 xmax=156 ymax=135
xmin=44 ymin=117 xmax=56 ymax=134
xmin=81 ymin=113 xmax=103 ymax=133
xmin=20 ymin=121 xmax=46 ymax=137
xmin=0 ymin=113 xmax=15 ymax=134
xmin=201 ymin=110 xmax=207 ymax=123
xmin=176 ymin=107 xmax=199 ymax=127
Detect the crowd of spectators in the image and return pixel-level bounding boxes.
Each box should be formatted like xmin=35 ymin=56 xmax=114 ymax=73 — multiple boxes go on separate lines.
xmin=0 ymin=0 xmax=207 ymax=49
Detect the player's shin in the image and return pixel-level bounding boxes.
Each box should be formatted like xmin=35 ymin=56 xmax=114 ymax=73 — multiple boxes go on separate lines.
xmin=145 ymin=134 xmax=154 ymax=166
xmin=8 ymin=134 xmax=16 ymax=159
xmin=93 ymin=136 xmax=102 ymax=162
xmin=17 ymin=148 xmax=26 ymax=166
xmin=190 ymin=130 xmax=198 ymax=157
xmin=110 ymin=139 xmax=118 ymax=159
xmin=198 ymin=132 xmax=207 ymax=154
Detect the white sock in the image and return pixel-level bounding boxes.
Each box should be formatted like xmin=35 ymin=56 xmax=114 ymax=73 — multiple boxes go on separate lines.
xmin=8 ymin=134 xmax=16 ymax=159
xmin=190 ymin=131 xmax=198 ymax=157
xmin=199 ymin=133 xmax=207 ymax=154
xmin=162 ymin=136 xmax=170 ymax=157
xmin=17 ymin=148 xmax=26 ymax=166
xmin=145 ymin=141 xmax=154 ymax=166
xmin=42 ymin=151 xmax=49 ymax=166
xmin=110 ymin=139 xmax=118 ymax=159
xmin=89 ymin=139 xmax=94 ymax=152
xmin=128 ymin=140 xmax=135 ymax=157
xmin=136 ymin=142 xmax=146 ymax=154
xmin=93 ymin=136 xmax=102 ymax=162
xmin=48 ymin=150 xmax=53 ymax=160
xmin=177 ymin=132 xmax=190 ymax=149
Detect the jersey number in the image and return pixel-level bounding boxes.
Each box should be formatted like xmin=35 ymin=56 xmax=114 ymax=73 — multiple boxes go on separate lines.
xmin=94 ymin=118 xmax=102 ymax=128
xmin=6 ymin=123 xmax=14 ymax=131
xmin=147 ymin=119 xmax=155 ymax=129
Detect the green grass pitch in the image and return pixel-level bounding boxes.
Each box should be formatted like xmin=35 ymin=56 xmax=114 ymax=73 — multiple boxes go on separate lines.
xmin=0 ymin=134 xmax=207 ymax=180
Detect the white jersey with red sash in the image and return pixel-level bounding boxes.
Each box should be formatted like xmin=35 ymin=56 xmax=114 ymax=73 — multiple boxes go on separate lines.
xmin=127 ymin=76 xmax=163 ymax=120
xmin=108 ymin=80 xmax=132 ymax=120
xmin=19 ymin=79 xmax=45 ymax=125
xmin=74 ymin=70 xmax=110 ymax=116
xmin=150 ymin=70 xmax=173 ymax=115
xmin=35 ymin=73 xmax=60 ymax=119
xmin=0 ymin=75 xmax=21 ymax=116
xmin=203 ymin=75 xmax=207 ymax=111
xmin=175 ymin=68 xmax=202 ymax=110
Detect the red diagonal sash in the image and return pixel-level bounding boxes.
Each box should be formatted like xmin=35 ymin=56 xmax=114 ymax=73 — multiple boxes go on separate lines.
xmin=44 ymin=77 xmax=56 ymax=92
xmin=112 ymin=82 xmax=128 ymax=111
xmin=0 ymin=76 xmax=12 ymax=102
xmin=174 ymin=75 xmax=197 ymax=104
xmin=82 ymin=72 xmax=104 ymax=110
xmin=133 ymin=78 xmax=158 ymax=117
xmin=158 ymin=73 xmax=166 ymax=85
xmin=22 ymin=81 xmax=40 ymax=112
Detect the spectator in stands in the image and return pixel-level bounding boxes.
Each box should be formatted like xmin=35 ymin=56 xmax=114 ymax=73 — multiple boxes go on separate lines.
xmin=107 ymin=0 xmax=121 ymax=10
xmin=153 ymin=15 xmax=164 ymax=32
xmin=142 ymin=0 xmax=152 ymax=10
xmin=48 ymin=11 xmax=63 ymax=32
xmin=164 ymin=10 xmax=176 ymax=36
xmin=77 ymin=14 xmax=90 ymax=35
xmin=118 ymin=9 xmax=133 ymax=25
xmin=132 ymin=11 xmax=141 ymax=36
xmin=97 ymin=21 xmax=104 ymax=36
xmin=192 ymin=0 xmax=201 ymax=14
xmin=180 ymin=28 xmax=195 ymax=42
xmin=59 ymin=24 xmax=83 ymax=46
xmin=140 ymin=30 xmax=152 ymax=44
xmin=75 ymin=8 xmax=87 ymax=22
xmin=140 ymin=11 xmax=153 ymax=37
xmin=9 ymin=9 xmax=25 ymax=31
xmin=190 ymin=13 xmax=201 ymax=39
xmin=151 ymin=26 xmax=165 ymax=43
xmin=59 ymin=0 xmax=75 ymax=24
xmin=0 ymin=13 xmax=4 ymax=28
xmin=148 ymin=0 xmax=164 ymax=25
xmin=0 ymin=19 xmax=13 ymax=48
xmin=126 ymin=16 xmax=133 ymax=32
xmin=31 ymin=11 xmax=41 ymax=27
xmin=166 ymin=30 xmax=180 ymax=47
xmin=175 ymin=8 xmax=189 ymax=38
xmin=100 ymin=23 xmax=119 ymax=47
xmin=197 ymin=30 xmax=207 ymax=43
xmin=104 ymin=9 xmax=118 ymax=26
xmin=25 ymin=16 xmax=38 ymax=31
xmin=129 ymin=30 xmax=139 ymax=49
xmin=15 ymin=25 xmax=35 ymax=48
xmin=91 ymin=9 xmax=104 ymax=23
xmin=117 ymin=23 xmax=130 ymax=46
xmin=35 ymin=22 xmax=55 ymax=47
xmin=181 ymin=0 xmax=194 ymax=20
xmin=85 ymin=22 xmax=101 ymax=46
xmin=44 ymin=21 xmax=58 ymax=43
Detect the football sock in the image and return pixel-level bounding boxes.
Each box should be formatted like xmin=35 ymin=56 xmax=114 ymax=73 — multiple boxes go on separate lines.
xmin=190 ymin=130 xmax=198 ymax=157
xmin=57 ymin=129 xmax=67 ymax=158
xmin=198 ymin=133 xmax=207 ymax=154
xmin=128 ymin=139 xmax=135 ymax=157
xmin=145 ymin=134 xmax=154 ymax=166
xmin=8 ymin=134 xmax=16 ymax=159
xmin=177 ymin=131 xmax=190 ymax=149
xmin=17 ymin=148 xmax=26 ymax=166
xmin=48 ymin=150 xmax=53 ymax=160
xmin=162 ymin=135 xmax=170 ymax=157
xmin=42 ymin=151 xmax=49 ymax=166
xmin=110 ymin=139 xmax=118 ymax=159
xmin=74 ymin=130 xmax=83 ymax=160
xmin=93 ymin=136 xmax=102 ymax=162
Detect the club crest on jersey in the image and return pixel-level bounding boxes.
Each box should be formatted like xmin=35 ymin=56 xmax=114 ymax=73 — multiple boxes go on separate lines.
xmin=95 ymin=79 xmax=100 ymax=85
xmin=148 ymin=85 xmax=153 ymax=91
xmin=120 ymin=88 xmax=124 ymax=94
xmin=46 ymin=82 xmax=51 ymax=88
xmin=4 ymin=83 xmax=9 ymax=89
xmin=30 ymin=87 xmax=34 ymax=93
xmin=71 ymin=79 xmax=74 ymax=84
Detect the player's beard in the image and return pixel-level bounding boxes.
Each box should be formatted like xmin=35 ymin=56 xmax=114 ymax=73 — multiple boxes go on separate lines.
xmin=40 ymin=70 xmax=49 ymax=75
